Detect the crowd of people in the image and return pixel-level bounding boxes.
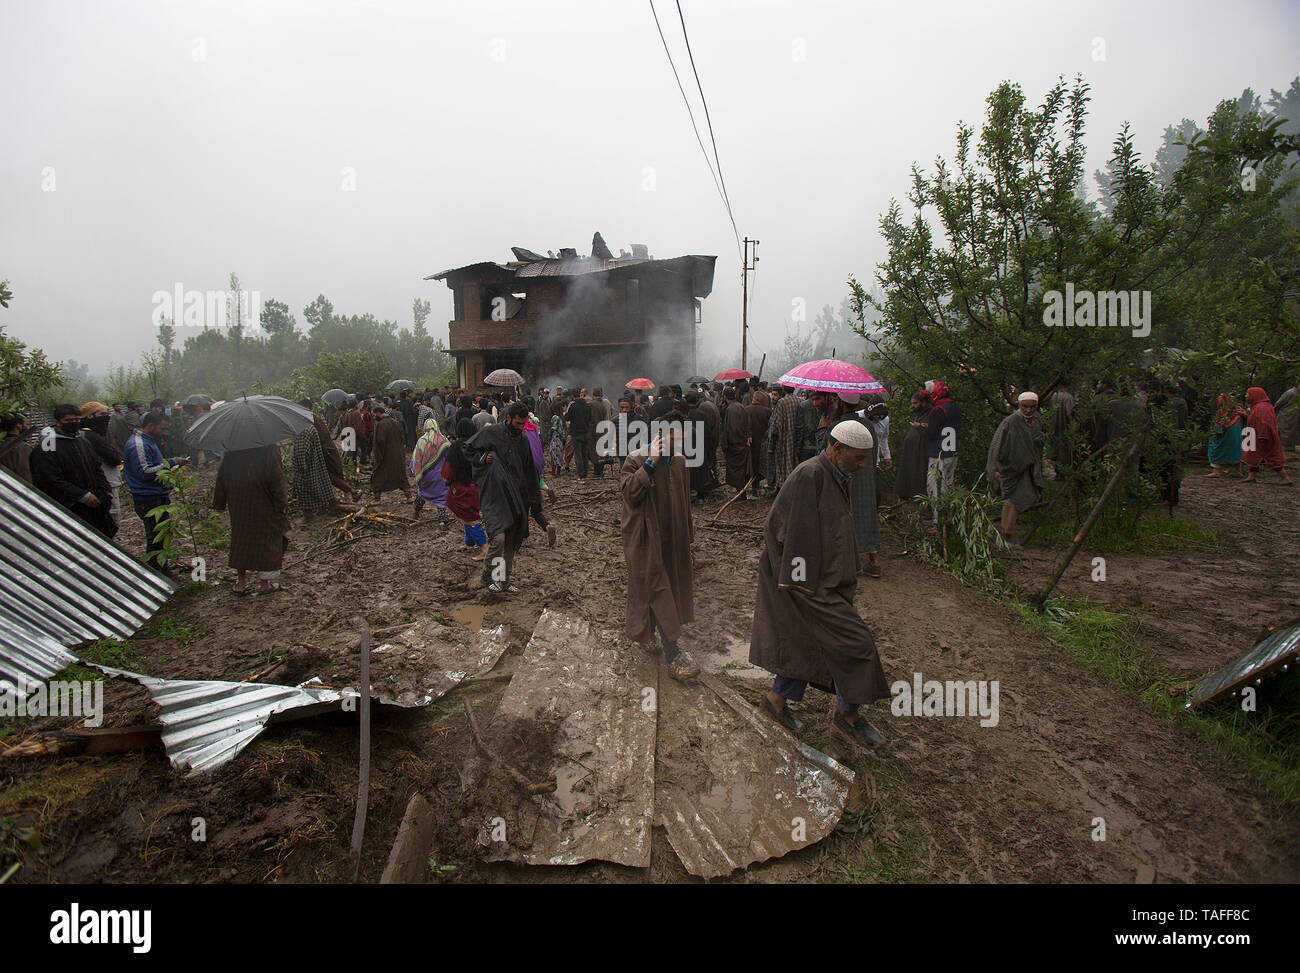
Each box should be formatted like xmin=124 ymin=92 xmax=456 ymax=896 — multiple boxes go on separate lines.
xmin=1 ymin=372 xmax=1295 ymax=747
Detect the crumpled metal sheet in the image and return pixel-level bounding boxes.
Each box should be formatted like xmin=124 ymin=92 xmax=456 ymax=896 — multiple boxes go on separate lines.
xmin=0 ymin=615 xmax=79 ymax=694
xmin=86 ymin=619 xmax=512 ymax=775
xmin=654 ymin=673 xmax=855 ymax=879
xmin=346 ymin=619 xmax=509 ymax=707
xmin=0 ymin=465 xmax=174 ymax=649
xmin=91 ymin=665 xmax=352 ymax=776
xmin=1189 ymin=618 xmax=1300 ymax=709
xmin=481 ymin=610 xmax=658 ymax=868
xmin=0 ymin=465 xmax=173 ymax=692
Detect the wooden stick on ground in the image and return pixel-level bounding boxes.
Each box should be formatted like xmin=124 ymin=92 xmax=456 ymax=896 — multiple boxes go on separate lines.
xmin=461 ymin=699 xmax=555 ymax=795
xmin=1031 ymin=421 xmax=1150 ymax=609
xmin=350 ymin=628 xmax=372 ymax=882
xmin=709 ymin=476 xmax=755 ymax=524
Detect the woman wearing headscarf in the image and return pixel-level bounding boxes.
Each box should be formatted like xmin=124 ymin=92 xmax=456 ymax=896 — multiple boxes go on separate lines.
xmin=523 ymin=411 xmax=556 ymax=545
xmin=546 ymin=408 xmax=565 ymax=476
xmin=1205 ymin=393 xmax=1246 ymax=477
xmin=1242 ymin=387 xmax=1292 ymax=484
xmin=442 ymin=418 xmax=487 ymax=557
xmin=410 ymin=417 xmax=450 ymax=522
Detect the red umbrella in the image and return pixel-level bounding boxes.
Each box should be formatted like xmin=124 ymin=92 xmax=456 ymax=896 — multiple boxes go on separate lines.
xmin=625 ymin=378 xmax=656 ymax=390
xmin=714 ymin=368 xmax=755 ymax=381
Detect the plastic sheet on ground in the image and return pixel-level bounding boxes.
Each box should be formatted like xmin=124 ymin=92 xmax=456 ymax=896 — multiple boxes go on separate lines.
xmin=480 ymin=610 xmax=658 ymax=868
xmin=655 ymin=672 xmax=855 ymax=879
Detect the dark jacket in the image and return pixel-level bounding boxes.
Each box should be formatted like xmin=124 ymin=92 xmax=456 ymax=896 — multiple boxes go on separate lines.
xmin=465 ymin=423 xmax=541 ymax=538
xmin=30 ymin=428 xmax=114 ymax=536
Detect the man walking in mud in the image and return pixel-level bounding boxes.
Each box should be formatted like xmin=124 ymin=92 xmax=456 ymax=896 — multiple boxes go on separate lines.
xmin=620 ymin=416 xmax=700 ymax=681
xmin=750 ymin=419 xmax=890 ymax=750
xmin=466 ymin=401 xmax=541 ymax=593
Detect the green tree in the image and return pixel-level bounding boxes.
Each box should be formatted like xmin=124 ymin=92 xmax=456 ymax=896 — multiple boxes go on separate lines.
xmin=260 ymin=298 xmax=296 ymax=336
xmin=157 ymin=317 xmax=176 ymax=363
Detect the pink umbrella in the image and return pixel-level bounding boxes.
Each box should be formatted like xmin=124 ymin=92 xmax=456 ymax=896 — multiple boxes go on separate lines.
xmin=777 ymin=359 xmax=885 ymax=397
xmin=625 ymin=377 xmax=656 ymax=390
xmin=714 ymin=368 xmax=755 ymax=381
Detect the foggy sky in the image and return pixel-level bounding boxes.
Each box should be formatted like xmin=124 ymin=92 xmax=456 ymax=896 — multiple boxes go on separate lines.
xmin=1 ymin=0 xmax=1297 ymax=376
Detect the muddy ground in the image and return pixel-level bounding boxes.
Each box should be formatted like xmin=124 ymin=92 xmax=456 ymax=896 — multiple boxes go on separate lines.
xmin=2 ymin=453 xmax=1298 ymax=884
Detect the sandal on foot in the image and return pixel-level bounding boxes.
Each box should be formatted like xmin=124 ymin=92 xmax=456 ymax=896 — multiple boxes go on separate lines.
xmin=832 ymin=710 xmax=883 ymax=750
xmin=666 ymin=651 xmax=701 ymax=682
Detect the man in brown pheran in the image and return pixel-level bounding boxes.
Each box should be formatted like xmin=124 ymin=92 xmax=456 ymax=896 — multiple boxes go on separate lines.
xmin=620 ymin=417 xmax=700 ymax=681
xmin=750 ymin=419 xmax=890 ymax=750
xmin=370 ymin=403 xmax=411 ymax=502
xmin=722 ymin=386 xmax=751 ymax=497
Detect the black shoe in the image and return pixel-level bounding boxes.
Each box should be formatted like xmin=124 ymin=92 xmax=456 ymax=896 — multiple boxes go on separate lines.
xmin=759 ymin=696 xmax=802 ymax=734
xmin=832 ymin=710 xmax=883 ymax=750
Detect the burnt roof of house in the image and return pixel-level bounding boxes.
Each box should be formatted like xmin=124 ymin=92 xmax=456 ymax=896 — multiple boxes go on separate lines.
xmin=426 ymin=252 xmax=716 ymax=297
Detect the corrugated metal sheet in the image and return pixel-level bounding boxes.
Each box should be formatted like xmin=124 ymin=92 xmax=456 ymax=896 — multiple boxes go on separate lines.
xmin=0 ymin=465 xmax=174 ymax=644
xmin=425 ymin=261 xmax=517 ymax=281
xmin=481 ymin=610 xmax=658 ymax=868
xmin=0 ymin=615 xmax=78 ymax=694
xmin=515 ymin=257 xmax=650 ymax=277
xmin=92 ymin=666 xmax=353 ymax=776
xmin=1188 ymin=619 xmax=1300 ymax=709
xmin=0 ymin=465 xmax=174 ymax=690
xmin=655 ymin=673 xmax=854 ymax=879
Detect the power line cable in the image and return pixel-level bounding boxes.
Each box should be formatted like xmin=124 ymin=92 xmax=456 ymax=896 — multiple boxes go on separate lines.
xmin=648 ymin=0 xmax=742 ymax=260
xmin=675 ymin=1 xmax=740 ymax=247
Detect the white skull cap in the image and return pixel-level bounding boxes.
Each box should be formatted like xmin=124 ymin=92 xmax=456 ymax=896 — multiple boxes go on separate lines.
xmin=830 ymin=419 xmax=874 ymax=450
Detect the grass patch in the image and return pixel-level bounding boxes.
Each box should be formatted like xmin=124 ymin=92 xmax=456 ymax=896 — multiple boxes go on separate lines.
xmin=48 ymin=637 xmax=141 ymax=684
xmin=1022 ymin=597 xmax=1300 ymax=805
xmin=1029 ymin=502 xmax=1220 ymax=554
xmin=137 ymin=616 xmax=203 ymax=647
xmin=1017 ymin=602 xmax=1147 ymax=691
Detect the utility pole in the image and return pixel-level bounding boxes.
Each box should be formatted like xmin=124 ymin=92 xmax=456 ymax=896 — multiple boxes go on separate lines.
xmin=741 ymin=237 xmax=759 ymax=371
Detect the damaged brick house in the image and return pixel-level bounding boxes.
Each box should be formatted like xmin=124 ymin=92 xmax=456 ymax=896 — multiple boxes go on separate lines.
xmin=426 ymin=233 xmax=716 ymax=390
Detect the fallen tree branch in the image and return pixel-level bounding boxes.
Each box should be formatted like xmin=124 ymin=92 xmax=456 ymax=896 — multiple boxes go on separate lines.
xmin=709 ymin=476 xmax=755 ymax=524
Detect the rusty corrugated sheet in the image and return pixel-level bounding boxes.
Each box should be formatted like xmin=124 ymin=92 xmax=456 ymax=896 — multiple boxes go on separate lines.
xmin=481 ymin=610 xmax=658 ymax=868
xmin=656 ymin=673 xmax=854 ymax=879
xmin=0 ymin=465 xmax=173 ymax=687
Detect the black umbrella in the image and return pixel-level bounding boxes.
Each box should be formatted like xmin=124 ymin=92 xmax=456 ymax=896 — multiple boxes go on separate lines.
xmin=185 ymin=395 xmax=313 ymax=452
xmin=685 ymin=375 xmax=709 ymax=384
xmin=385 ymin=379 xmax=415 ymax=391
xmin=322 ymin=388 xmax=350 ymax=404
xmin=182 ymin=393 xmax=215 ymax=406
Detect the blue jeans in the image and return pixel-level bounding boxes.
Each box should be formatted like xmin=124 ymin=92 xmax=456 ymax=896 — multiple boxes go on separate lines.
xmin=772 ymin=676 xmax=858 ymax=715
